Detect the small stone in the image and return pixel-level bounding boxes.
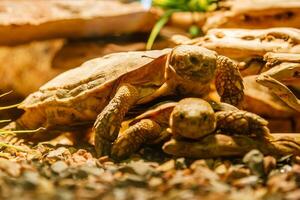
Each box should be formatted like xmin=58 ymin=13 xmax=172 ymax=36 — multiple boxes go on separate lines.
xmin=280 ymin=165 xmax=292 ymax=173
xmin=149 ymin=177 xmax=163 ymax=187
xmin=0 ymin=158 xmax=21 ymax=177
xmin=263 ymin=156 xmax=276 ymax=175
xmin=243 ymin=149 xmax=265 ymax=177
xmin=175 ymin=158 xmax=187 ymax=169
xmin=215 ymin=164 xmax=228 ymax=176
xmin=232 ymin=175 xmax=259 ymax=188
xmin=285 ymin=189 xmax=300 ymax=200
xmin=225 ymin=166 xmax=250 ymax=183
xmin=51 ymin=161 xmax=68 ymax=174
xmin=119 ymin=174 xmax=147 ymax=186
xmin=22 ymin=171 xmax=40 ymax=189
xmin=98 ymin=156 xmax=111 ymax=164
xmin=80 ymin=166 xmax=104 ymax=176
xmin=122 ymin=160 xmax=157 ymax=176
xmin=190 ymin=159 xmax=209 ymax=170
xmin=157 ymin=160 xmax=175 ymax=172
xmin=47 ymin=147 xmax=68 ymax=158
xmin=293 ymin=156 xmax=300 ymax=164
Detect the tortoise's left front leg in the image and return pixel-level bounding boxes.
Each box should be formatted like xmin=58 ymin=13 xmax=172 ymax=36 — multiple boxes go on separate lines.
xmin=94 ymin=84 xmax=139 ymax=157
xmin=215 ymin=56 xmax=244 ymax=106
xmin=215 ymin=110 xmax=271 ymax=138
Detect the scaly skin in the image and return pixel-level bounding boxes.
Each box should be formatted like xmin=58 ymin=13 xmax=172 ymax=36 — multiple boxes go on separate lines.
xmin=111 ymin=119 xmax=162 ymax=160
xmin=215 ymin=55 xmax=244 ymax=106
xmin=94 ymin=84 xmax=139 ymax=156
xmin=215 ymin=110 xmax=271 ymax=137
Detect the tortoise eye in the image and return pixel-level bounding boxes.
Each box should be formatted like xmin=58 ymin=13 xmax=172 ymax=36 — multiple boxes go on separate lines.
xmin=190 ymin=56 xmax=200 ymax=65
xmin=202 ymin=62 xmax=209 ymax=67
xmin=179 ymin=113 xmax=185 ymax=119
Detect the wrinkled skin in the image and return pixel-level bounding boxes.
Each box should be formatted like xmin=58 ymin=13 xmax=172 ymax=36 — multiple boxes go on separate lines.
xmin=2 ymin=45 xmax=244 ymax=158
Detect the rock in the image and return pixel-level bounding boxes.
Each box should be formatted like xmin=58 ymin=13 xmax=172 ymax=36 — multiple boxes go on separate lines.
xmin=51 ymin=161 xmax=68 ymax=174
xmin=0 ymin=158 xmax=21 ymax=177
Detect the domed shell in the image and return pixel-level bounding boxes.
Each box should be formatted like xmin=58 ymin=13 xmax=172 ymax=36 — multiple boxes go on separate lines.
xmin=20 ymin=49 xmax=171 ymax=109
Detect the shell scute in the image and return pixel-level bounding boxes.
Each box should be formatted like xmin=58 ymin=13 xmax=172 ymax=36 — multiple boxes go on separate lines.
xmin=20 ymin=49 xmax=171 ymax=109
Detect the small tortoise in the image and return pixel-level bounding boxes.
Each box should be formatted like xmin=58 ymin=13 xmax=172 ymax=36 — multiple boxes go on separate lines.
xmin=164 ymin=99 xmax=300 ymax=158
xmin=111 ymin=98 xmax=268 ymax=159
xmin=2 ymin=45 xmax=244 ymax=156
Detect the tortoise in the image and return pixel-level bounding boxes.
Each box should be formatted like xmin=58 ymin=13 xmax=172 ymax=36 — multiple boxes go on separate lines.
xmin=111 ymin=98 xmax=268 ymax=159
xmin=162 ymin=98 xmax=300 ymax=158
xmin=2 ymin=45 xmax=244 ymax=157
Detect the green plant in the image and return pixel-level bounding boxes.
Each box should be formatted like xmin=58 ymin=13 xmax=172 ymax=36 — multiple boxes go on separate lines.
xmin=146 ymin=0 xmax=217 ymax=49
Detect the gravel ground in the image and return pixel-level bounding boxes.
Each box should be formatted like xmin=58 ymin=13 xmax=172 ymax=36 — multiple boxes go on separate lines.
xmin=0 ymin=142 xmax=300 ymax=200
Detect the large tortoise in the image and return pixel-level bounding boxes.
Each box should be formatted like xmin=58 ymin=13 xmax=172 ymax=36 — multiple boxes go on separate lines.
xmin=2 ymin=45 xmax=244 ymax=156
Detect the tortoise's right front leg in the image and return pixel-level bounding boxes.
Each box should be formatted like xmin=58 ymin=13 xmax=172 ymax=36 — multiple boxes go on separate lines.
xmin=94 ymin=84 xmax=139 ymax=157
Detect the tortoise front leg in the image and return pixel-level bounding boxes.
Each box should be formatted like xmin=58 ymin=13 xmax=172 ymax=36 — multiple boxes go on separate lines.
xmin=215 ymin=56 xmax=244 ymax=106
xmin=94 ymin=84 xmax=139 ymax=157
xmin=215 ymin=110 xmax=271 ymax=138
xmin=256 ymin=74 xmax=300 ymax=112
xmin=111 ymin=119 xmax=163 ymax=160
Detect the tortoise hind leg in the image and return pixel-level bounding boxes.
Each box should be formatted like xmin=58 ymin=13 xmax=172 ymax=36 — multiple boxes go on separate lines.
xmin=94 ymin=84 xmax=139 ymax=157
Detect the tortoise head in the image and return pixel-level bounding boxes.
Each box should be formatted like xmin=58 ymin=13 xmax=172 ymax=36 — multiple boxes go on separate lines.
xmin=170 ymin=98 xmax=216 ymax=139
xmin=168 ymin=45 xmax=217 ymax=84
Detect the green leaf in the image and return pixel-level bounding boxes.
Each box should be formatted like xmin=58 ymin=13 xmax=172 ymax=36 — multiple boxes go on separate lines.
xmin=189 ymin=25 xmax=200 ymax=37
xmin=146 ymin=9 xmax=176 ymax=50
